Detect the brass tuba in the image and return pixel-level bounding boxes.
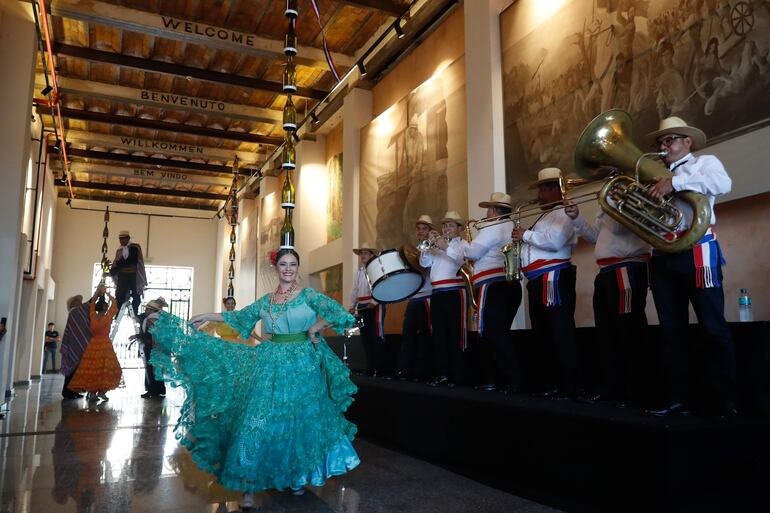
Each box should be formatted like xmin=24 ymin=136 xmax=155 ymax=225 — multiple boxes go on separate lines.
xmin=574 ymin=110 xmax=710 ymax=253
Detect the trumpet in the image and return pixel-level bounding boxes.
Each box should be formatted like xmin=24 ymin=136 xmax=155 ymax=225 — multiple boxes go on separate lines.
xmin=416 ymin=233 xmax=450 ymax=251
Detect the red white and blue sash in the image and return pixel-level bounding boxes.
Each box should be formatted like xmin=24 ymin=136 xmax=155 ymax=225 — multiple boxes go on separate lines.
xmin=431 ymin=278 xmax=465 ymax=292
xmin=522 ymin=259 xmax=571 ymax=306
xmin=357 ymin=296 xmax=386 ymax=339
xmin=597 ymin=256 xmax=650 ymax=315
xmin=693 ymin=230 xmax=724 ymax=289
xmin=472 ymin=268 xmax=506 ymax=336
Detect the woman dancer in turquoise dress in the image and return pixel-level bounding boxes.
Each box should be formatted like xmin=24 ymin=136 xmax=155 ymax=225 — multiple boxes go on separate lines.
xmin=149 ymin=249 xmax=360 ymax=507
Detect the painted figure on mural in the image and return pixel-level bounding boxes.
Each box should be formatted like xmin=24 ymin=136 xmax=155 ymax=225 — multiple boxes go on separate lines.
xmin=501 ymin=0 xmax=770 ymax=196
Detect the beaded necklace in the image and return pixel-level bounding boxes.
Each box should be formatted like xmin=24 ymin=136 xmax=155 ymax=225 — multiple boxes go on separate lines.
xmin=267 ymin=281 xmax=298 ymax=327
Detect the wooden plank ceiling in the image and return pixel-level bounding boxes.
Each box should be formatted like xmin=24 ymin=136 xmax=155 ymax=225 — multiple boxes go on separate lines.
xmin=37 ymin=0 xmax=409 ymax=210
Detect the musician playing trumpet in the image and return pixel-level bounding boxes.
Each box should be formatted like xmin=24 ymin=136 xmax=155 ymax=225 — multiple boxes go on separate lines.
xmin=565 ymin=194 xmax=651 ymax=407
xmin=464 ymin=192 xmax=522 ymax=394
xmin=420 ymin=211 xmax=470 ymax=387
xmin=395 ymin=215 xmax=435 ymax=381
xmin=511 ymin=168 xmax=581 ymax=400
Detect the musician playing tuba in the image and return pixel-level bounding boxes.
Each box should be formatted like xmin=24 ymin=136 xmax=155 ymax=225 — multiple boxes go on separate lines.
xmin=511 ymin=168 xmax=583 ymax=400
xmin=643 ymin=117 xmax=737 ymax=419
xmin=463 ymin=192 xmax=522 ymax=394
xmin=419 ymin=211 xmax=470 ymax=387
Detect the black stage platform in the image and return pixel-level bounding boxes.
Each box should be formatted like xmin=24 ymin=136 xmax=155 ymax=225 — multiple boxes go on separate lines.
xmin=328 ymin=322 xmax=770 ymax=513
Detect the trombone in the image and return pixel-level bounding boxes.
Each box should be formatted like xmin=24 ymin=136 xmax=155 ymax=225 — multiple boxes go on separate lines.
xmin=467 ymin=177 xmax=602 ymax=232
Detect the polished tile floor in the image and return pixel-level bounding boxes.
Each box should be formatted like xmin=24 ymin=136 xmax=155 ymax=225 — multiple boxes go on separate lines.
xmin=0 ymin=370 xmax=563 ymax=513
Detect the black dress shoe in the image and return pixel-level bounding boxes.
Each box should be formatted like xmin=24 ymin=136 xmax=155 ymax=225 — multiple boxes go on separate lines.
xmin=576 ymin=392 xmax=602 ymax=404
xmin=428 ymin=376 xmax=451 ymax=387
xmin=474 ymin=383 xmax=496 ymax=392
xmin=646 ymin=402 xmax=690 ymax=417
xmin=141 ymin=392 xmax=153 ymax=399
xmin=714 ymin=404 xmax=738 ymax=421
xmin=536 ymin=388 xmax=559 ymax=398
xmin=394 ymin=370 xmax=408 ymax=381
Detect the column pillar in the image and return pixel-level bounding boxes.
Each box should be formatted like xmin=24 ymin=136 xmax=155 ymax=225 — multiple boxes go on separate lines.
xmin=0 ymin=1 xmax=37 ymax=396
xmin=341 ymin=89 xmax=372 ymax=306
xmin=464 ymin=0 xmax=509 ymax=219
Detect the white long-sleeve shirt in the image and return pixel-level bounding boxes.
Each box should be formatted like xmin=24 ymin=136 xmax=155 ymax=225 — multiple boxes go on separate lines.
xmin=349 ymin=267 xmax=375 ymax=307
xmin=521 ymin=208 xmax=576 ymax=267
xmin=668 ymin=152 xmax=731 ymax=229
xmin=572 ymin=210 xmax=651 ymax=262
xmin=464 ymin=220 xmax=513 ymax=273
xmin=420 ymin=237 xmax=469 ymax=283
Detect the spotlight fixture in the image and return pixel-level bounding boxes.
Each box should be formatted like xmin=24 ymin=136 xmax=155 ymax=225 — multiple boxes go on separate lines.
xmin=53 ymin=139 xmax=61 ymax=151
xmin=394 ymin=21 xmax=405 ymax=39
xmin=40 ymin=85 xmax=53 ymax=96
xmin=357 ymin=62 xmax=367 ymax=77
xmin=310 ymin=111 xmax=319 ymax=124
xmin=65 ymin=198 xmax=72 ymax=206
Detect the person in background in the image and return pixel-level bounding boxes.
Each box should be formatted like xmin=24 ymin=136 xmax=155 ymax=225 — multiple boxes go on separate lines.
xmin=68 ymin=284 xmax=122 ymax=402
xmin=131 ymin=297 xmax=169 ymax=399
xmin=109 ymin=230 xmax=147 ymax=316
xmin=44 ymin=322 xmax=60 ymax=373
xmin=395 ymin=215 xmax=434 ymax=381
xmin=349 ymin=243 xmax=386 ymax=377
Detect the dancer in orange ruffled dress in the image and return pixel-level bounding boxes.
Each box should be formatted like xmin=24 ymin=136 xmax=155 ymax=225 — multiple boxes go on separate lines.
xmin=69 ymin=284 xmax=122 ymax=401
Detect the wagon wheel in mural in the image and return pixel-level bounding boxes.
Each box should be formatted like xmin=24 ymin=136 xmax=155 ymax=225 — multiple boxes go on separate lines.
xmin=730 ymin=1 xmax=754 ymax=36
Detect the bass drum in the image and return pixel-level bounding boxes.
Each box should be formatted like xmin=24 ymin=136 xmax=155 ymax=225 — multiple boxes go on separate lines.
xmin=365 ymin=249 xmax=425 ymax=303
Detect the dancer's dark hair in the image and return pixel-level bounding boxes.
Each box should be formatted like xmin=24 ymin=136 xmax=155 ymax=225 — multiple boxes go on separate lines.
xmin=274 ymin=248 xmax=300 ymax=266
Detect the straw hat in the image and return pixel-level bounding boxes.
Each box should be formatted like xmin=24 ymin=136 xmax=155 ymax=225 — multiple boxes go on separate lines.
xmin=440 ymin=210 xmax=465 ymax=225
xmin=415 ymin=214 xmax=435 ymax=229
xmin=645 ymin=116 xmax=706 ymax=150
xmin=154 ymin=296 xmax=168 ymax=308
xmin=66 ymin=294 xmax=83 ymax=310
xmin=353 ymin=242 xmax=379 ymax=256
xmin=146 ymin=299 xmax=164 ymax=311
xmin=118 ymin=230 xmax=131 ymax=238
xmin=529 ymin=167 xmax=562 ymax=189
xmin=478 ymin=192 xmax=512 ymax=209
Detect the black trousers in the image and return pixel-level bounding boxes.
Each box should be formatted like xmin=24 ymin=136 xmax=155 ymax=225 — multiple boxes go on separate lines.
xmin=115 ymin=272 xmax=141 ymax=316
xmin=358 ymin=306 xmax=385 ymax=374
xmin=477 ymin=281 xmax=522 ymax=389
xmin=397 ymin=298 xmax=433 ymax=379
xmin=649 ymin=251 xmax=736 ymax=410
xmin=61 ymin=371 xmax=80 ymax=398
xmin=526 ymin=266 xmax=581 ymax=395
xmin=593 ymin=262 xmax=648 ymax=403
xmin=431 ymin=289 xmax=465 ymax=382
xmin=141 ymin=343 xmax=166 ymax=396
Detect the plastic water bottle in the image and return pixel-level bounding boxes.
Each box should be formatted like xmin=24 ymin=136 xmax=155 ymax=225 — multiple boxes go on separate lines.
xmin=738 ymin=288 xmax=753 ymax=322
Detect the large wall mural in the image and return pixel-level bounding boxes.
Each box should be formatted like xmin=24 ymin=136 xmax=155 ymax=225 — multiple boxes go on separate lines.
xmin=501 ymin=0 xmax=770 ymax=201
xmin=360 ymin=57 xmax=468 ymax=250
xmin=326 ymin=153 xmax=343 ymax=243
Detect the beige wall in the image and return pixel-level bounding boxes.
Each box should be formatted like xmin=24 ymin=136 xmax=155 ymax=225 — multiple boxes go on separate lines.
xmin=372 ymin=6 xmax=465 ymax=119
xmin=50 ymin=200 xmax=219 ymax=328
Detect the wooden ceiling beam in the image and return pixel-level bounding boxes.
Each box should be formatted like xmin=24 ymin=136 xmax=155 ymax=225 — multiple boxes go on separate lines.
xmin=339 ymin=0 xmax=405 ymax=17
xmin=53 ymin=43 xmax=327 ymax=101
xmin=59 ymin=190 xmax=219 ymax=211
xmin=49 ymin=146 xmax=259 ymax=176
xmin=67 ymin=180 xmax=229 ymax=200
xmin=36 ymin=75 xmax=282 ymax=124
xmin=38 ymin=105 xmax=283 ymax=145
xmin=61 ymin=129 xmax=263 ymax=164
xmin=48 ymin=0 xmax=355 ymax=67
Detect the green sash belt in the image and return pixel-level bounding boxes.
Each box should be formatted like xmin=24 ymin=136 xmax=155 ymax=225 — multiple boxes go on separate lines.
xmin=269 ymin=332 xmax=308 ymax=343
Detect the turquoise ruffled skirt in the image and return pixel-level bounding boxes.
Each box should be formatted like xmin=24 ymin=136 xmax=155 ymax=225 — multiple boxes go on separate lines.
xmin=149 ymin=313 xmax=360 ymax=492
